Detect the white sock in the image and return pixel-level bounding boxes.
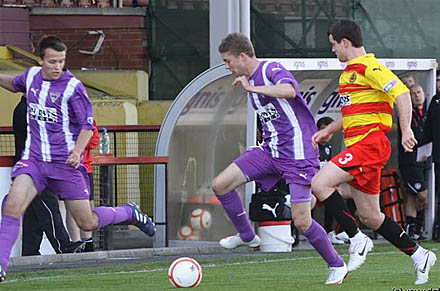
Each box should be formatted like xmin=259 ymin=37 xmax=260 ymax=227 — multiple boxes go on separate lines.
xmin=411 ymin=246 xmax=425 ymax=262
xmin=350 ymin=230 xmax=365 ymax=241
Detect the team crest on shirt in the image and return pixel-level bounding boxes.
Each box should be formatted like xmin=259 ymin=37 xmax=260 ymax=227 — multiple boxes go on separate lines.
xmin=340 ymin=94 xmax=351 ymax=106
xmin=29 ymin=103 xmax=57 ymax=123
xmin=349 ymin=72 xmax=357 ymax=83
xmin=49 ymin=92 xmax=61 ymax=103
xmin=257 ymin=103 xmax=280 ymax=125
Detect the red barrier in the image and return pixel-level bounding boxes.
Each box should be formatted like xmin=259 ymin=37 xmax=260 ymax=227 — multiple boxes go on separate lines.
xmin=380 ymin=169 xmax=406 ymax=228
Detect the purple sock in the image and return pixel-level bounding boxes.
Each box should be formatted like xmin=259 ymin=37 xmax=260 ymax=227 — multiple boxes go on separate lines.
xmin=216 ymin=190 xmax=255 ymax=242
xmin=0 ymin=216 xmax=20 ymax=270
xmin=303 ymin=219 xmax=345 ymax=267
xmin=93 ymin=206 xmax=132 ymax=229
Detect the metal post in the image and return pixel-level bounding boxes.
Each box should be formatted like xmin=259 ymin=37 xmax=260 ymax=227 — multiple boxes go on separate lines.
xmin=165 ymin=163 xmax=168 ymax=247
xmin=426 ymin=67 xmax=437 ymax=239
xmin=240 ymin=0 xmax=250 ymax=37
xmin=352 ymin=0 xmax=361 ymax=20
xmin=112 ymin=131 xmax=118 ymax=204
xmin=100 ymin=164 xmax=114 ymax=250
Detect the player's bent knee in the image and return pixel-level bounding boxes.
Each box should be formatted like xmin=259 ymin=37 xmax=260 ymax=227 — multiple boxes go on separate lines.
xmin=76 ymin=219 xmax=98 ymax=231
xmin=311 ymin=178 xmax=325 ymax=200
xmin=359 ymin=214 xmax=381 ymax=229
xmin=3 ymin=200 xmax=25 ymax=218
xmin=418 ymin=195 xmax=428 ymax=206
xmin=294 ymin=223 xmax=309 ymax=233
xmin=211 ymin=178 xmax=226 ymax=195
xmin=210 ymin=179 xmax=219 ymax=195
xmin=292 ymin=217 xmax=310 ymax=233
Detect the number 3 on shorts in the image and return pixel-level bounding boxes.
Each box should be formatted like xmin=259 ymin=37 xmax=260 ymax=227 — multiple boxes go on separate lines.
xmin=338 ymin=153 xmax=353 ymax=165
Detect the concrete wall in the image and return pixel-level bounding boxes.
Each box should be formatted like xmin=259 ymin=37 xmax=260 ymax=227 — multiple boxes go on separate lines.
xmin=138 ymin=100 xmax=172 ymax=125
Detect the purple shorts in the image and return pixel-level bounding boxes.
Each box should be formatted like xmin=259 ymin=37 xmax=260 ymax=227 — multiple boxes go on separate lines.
xmin=234 ymin=147 xmax=319 ymax=203
xmin=11 ymin=159 xmax=90 ymax=200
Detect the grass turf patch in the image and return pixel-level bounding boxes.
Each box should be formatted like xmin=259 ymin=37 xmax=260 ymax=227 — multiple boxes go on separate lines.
xmin=3 ymin=241 xmax=439 ymax=290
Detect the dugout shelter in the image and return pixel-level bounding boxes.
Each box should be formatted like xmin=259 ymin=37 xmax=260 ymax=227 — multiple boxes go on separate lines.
xmin=154 ymin=58 xmax=437 ymax=248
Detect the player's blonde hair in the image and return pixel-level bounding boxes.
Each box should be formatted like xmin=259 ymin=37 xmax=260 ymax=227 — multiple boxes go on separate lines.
xmin=218 ymin=33 xmax=255 ymax=57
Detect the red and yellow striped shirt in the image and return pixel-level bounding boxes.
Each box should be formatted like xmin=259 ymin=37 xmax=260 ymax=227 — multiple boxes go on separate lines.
xmin=339 ymin=53 xmax=409 ymax=146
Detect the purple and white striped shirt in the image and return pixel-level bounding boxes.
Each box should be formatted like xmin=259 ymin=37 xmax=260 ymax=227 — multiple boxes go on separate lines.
xmin=13 ymin=67 xmax=95 ymax=162
xmin=249 ymin=61 xmax=318 ymax=160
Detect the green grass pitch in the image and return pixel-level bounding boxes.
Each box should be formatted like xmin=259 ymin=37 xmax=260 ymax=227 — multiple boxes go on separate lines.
xmin=3 ymin=242 xmax=439 ymax=290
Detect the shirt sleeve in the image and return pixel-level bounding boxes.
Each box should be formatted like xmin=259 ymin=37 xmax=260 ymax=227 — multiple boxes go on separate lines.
xmin=266 ymin=62 xmax=299 ymax=94
xmin=12 ymin=69 xmax=30 ymax=93
xmin=69 ymin=82 xmax=95 ymax=131
xmin=366 ymin=64 xmax=409 ymax=102
xmin=86 ymin=120 xmax=100 ymax=150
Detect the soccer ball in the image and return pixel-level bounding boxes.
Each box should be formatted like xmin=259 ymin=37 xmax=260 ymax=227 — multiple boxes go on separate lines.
xmin=177 ymin=225 xmax=199 ymax=240
xmin=168 ymin=257 xmax=202 ymax=288
xmin=190 ymin=208 xmax=212 ymax=231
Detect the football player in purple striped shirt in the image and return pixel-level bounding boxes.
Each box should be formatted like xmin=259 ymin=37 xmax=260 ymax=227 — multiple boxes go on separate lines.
xmin=0 ymin=36 xmax=155 ymax=282
xmin=211 ymin=33 xmax=347 ymax=284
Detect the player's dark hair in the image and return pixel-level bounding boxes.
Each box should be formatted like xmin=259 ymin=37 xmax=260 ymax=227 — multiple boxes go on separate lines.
xmin=38 ymin=35 xmax=67 ymax=58
xmin=328 ymin=19 xmax=364 ymax=48
xmin=317 ymin=116 xmax=334 ymax=129
xmin=218 ymin=33 xmax=255 ymax=57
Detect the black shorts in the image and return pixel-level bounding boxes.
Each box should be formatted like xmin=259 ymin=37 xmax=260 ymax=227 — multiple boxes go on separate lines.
xmin=400 ymin=166 xmax=429 ymax=195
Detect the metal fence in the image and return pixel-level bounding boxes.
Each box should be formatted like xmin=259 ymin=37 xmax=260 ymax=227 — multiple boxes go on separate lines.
xmin=91 ymin=125 xmax=160 ymax=250
xmin=92 ymin=125 xmax=160 ymax=213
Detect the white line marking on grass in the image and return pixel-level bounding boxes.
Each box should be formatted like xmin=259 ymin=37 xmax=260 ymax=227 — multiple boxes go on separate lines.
xmin=4 ymin=248 xmax=438 ymax=284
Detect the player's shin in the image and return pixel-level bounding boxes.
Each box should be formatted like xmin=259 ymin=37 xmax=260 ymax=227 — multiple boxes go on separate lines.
xmin=322 ymin=191 xmax=359 ymax=237
xmin=303 ymin=219 xmax=345 ymax=267
xmin=216 ymin=190 xmax=255 ymax=242
xmin=0 ymin=216 xmax=20 ymax=271
xmin=93 ymin=206 xmax=132 ymax=229
xmin=376 ymin=215 xmax=417 ymax=255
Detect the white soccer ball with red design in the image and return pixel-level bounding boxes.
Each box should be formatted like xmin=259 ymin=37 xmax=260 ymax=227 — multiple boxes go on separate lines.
xmin=190 ymin=208 xmax=212 ymax=231
xmin=168 ymin=257 xmax=203 ymax=288
xmin=177 ymin=225 xmax=199 ymax=240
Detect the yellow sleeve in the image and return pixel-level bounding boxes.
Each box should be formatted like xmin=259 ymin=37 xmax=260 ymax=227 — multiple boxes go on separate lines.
xmin=365 ymin=64 xmax=409 ymax=102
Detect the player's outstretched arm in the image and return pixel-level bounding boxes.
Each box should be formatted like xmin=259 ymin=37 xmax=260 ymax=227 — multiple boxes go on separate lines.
xmin=311 ymin=118 xmax=343 ymax=149
xmin=232 ymin=76 xmax=296 ymax=98
xmin=395 ymin=92 xmax=417 ymax=152
xmin=0 ymin=74 xmax=16 ymax=92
